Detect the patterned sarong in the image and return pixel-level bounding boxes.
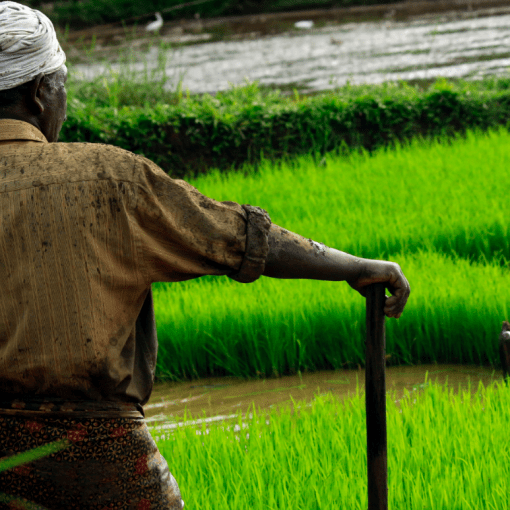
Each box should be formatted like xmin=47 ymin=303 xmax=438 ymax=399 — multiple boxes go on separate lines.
xmin=0 ymin=399 xmax=184 ymax=510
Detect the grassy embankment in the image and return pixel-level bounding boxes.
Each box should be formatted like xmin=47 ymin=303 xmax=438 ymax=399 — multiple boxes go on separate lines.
xmin=62 ymin=51 xmax=510 ymax=179
xmin=152 ymin=127 xmax=510 ymax=380
xmin=152 ymin=376 xmax=510 ymax=509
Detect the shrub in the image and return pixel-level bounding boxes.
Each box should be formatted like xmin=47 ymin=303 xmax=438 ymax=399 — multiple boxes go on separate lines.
xmin=61 ymin=77 xmax=510 ymax=179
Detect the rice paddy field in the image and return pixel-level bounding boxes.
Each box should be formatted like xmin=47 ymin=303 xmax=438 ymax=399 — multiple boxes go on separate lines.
xmin=152 ymin=376 xmax=510 ymax=509
xmin=147 ymin=126 xmax=510 ymax=510
xmin=152 ymin=126 xmax=510 ymax=380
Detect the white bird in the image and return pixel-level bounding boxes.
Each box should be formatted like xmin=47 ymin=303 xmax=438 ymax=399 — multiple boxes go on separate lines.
xmin=294 ymin=20 xmax=314 ymax=30
xmin=146 ymin=12 xmax=163 ymax=32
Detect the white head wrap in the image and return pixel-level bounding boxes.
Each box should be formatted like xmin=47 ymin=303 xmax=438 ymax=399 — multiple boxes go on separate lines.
xmin=0 ymin=1 xmax=66 ymax=91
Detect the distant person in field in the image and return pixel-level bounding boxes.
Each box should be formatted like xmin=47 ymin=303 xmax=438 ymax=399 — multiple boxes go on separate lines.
xmin=0 ymin=2 xmax=410 ymax=509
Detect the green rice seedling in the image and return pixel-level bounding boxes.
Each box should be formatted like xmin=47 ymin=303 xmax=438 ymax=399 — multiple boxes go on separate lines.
xmin=188 ymin=127 xmax=510 ymax=264
xmin=0 ymin=441 xmax=69 ymax=474
xmin=0 ymin=440 xmax=69 ymax=510
xmin=152 ymin=377 xmax=510 ymax=509
xmin=153 ymin=251 xmax=510 ymax=379
xmin=152 ymin=127 xmax=510 ymax=379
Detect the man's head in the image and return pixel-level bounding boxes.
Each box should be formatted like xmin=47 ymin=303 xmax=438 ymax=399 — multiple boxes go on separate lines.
xmin=0 ymin=1 xmax=67 ymax=142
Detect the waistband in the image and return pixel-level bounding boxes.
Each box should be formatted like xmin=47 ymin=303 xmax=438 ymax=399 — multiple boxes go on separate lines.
xmin=0 ymin=398 xmax=144 ymax=419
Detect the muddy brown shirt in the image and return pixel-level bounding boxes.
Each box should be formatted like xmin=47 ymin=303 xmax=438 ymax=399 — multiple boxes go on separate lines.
xmin=0 ymin=120 xmax=271 ymax=406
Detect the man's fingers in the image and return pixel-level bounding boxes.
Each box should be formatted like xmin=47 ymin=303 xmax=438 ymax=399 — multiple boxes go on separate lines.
xmin=383 ymin=295 xmax=399 ymax=318
xmin=348 ymin=259 xmax=410 ymax=317
xmin=384 ymin=281 xmax=410 ymax=318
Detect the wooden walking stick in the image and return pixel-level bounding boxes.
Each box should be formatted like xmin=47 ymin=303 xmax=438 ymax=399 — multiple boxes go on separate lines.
xmin=365 ymin=283 xmax=388 ymax=510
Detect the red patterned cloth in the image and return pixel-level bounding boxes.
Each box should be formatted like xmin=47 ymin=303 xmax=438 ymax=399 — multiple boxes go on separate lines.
xmin=0 ymin=406 xmax=184 ymax=510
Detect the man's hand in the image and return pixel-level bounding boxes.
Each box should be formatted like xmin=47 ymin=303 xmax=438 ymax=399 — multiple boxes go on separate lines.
xmin=346 ymin=259 xmax=410 ymax=318
xmin=263 ymin=224 xmax=411 ymax=318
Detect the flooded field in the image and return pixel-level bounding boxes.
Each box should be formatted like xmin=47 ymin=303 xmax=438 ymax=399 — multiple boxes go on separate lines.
xmin=74 ymin=7 xmax=510 ymax=94
xmin=145 ymin=363 xmax=501 ymax=432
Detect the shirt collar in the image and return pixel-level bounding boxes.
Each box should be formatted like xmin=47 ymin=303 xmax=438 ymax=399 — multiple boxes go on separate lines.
xmin=0 ymin=119 xmax=48 ymax=144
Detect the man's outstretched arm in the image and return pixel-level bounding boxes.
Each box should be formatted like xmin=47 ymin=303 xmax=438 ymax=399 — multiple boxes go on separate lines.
xmin=263 ymin=224 xmax=410 ymax=319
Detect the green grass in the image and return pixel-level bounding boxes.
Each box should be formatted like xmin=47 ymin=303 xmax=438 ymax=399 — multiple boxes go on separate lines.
xmin=154 ymin=252 xmax=509 ymax=379
xmin=152 ymin=127 xmax=510 ymax=379
xmin=151 ymin=376 xmax=510 ymax=509
xmin=2 ymin=379 xmax=506 ymax=509
xmin=0 ymin=440 xmax=69 ymax=510
xmin=187 ymin=128 xmax=510 ymax=263
xmin=65 ymin=39 xmax=181 ymax=108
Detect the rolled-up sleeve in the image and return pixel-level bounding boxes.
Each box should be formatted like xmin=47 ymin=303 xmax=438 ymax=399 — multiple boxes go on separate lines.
xmin=130 ymin=158 xmax=271 ymax=284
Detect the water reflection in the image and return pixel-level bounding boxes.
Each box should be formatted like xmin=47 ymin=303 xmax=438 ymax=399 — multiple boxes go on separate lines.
xmin=146 ymin=363 xmax=500 ymax=432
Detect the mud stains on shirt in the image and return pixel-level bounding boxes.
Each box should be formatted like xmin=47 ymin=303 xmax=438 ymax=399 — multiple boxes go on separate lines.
xmin=0 ymin=119 xmax=271 ymax=405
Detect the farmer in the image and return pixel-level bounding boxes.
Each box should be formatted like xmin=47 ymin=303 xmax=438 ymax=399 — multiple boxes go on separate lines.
xmin=0 ymin=2 xmax=410 ymax=509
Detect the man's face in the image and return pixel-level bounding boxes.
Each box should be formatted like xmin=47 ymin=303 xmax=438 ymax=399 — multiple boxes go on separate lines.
xmin=39 ymin=65 xmax=68 ymax=143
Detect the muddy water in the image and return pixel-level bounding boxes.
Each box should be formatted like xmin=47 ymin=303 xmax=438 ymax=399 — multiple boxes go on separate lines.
xmin=145 ymin=364 xmax=501 ymax=431
xmin=75 ymin=7 xmax=510 ymax=95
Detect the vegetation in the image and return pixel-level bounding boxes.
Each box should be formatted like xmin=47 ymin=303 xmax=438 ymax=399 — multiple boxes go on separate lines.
xmin=63 ymin=68 xmax=510 ymax=178
xmin=152 ymin=376 xmax=509 ymax=509
xmin=4 ymin=377 xmax=506 ymax=508
xmin=151 ymin=127 xmax=510 ymax=380
xmin=0 ymin=440 xmax=69 ymax=510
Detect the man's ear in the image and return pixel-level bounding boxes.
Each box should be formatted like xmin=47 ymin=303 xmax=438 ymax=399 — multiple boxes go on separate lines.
xmin=28 ymin=73 xmax=46 ymax=115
